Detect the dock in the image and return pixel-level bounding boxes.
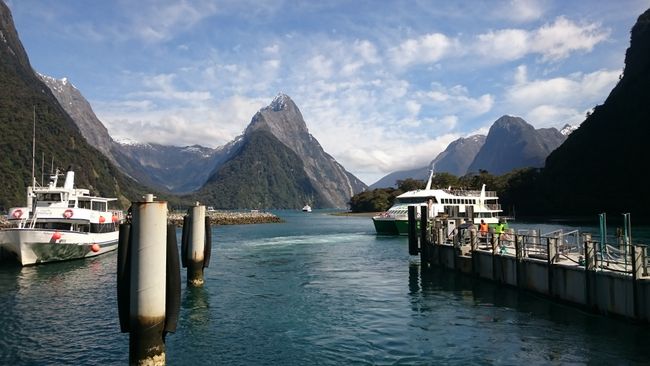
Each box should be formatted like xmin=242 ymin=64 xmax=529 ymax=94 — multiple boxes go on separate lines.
xmin=408 ymin=206 xmax=650 ymax=322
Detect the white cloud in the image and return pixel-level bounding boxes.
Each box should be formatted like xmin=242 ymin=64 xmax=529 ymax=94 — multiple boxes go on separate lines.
xmin=134 ymin=73 xmax=212 ymax=103
xmin=505 ymin=66 xmax=620 ymax=127
xmin=495 ymin=0 xmax=546 ymax=23
xmin=476 ymin=29 xmax=529 ymax=61
xmin=307 ymin=55 xmax=335 ymax=79
xmin=473 ymin=16 xmax=609 ymax=63
xmin=526 ymin=104 xmax=583 ymax=127
xmin=420 ymin=84 xmax=494 ymax=117
xmin=389 ymin=33 xmax=453 ymax=67
xmin=125 ymin=0 xmax=219 ymax=42
xmin=507 ymin=68 xmax=619 ymax=108
xmin=96 ymin=95 xmax=266 ymax=148
xmin=532 ymin=16 xmax=610 ymax=61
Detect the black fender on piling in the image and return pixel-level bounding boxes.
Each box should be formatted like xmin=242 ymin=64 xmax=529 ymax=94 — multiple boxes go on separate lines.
xmin=117 ymin=223 xmax=132 ymax=333
xmin=181 ymin=214 xmax=190 ymax=268
xmin=408 ymin=206 xmax=418 ymax=255
xmin=164 ymin=224 xmax=181 ymax=338
xmin=203 ymin=215 xmax=212 ymax=268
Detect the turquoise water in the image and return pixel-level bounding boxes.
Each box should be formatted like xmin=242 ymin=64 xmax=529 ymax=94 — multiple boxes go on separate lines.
xmin=1 ymin=211 xmax=649 ymax=365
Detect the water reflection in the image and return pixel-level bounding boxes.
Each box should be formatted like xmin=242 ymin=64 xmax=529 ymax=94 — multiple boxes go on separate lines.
xmin=407 ymin=261 xmax=650 ymax=364
xmin=183 ymin=285 xmax=210 ymax=329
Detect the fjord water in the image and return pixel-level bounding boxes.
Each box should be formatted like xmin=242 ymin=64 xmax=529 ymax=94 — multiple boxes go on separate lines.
xmin=1 ymin=212 xmax=650 ymax=365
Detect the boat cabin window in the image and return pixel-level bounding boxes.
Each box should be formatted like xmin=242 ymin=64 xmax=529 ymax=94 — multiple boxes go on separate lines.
xmin=91 ymin=201 xmax=107 ymax=212
xmin=68 ymin=200 xmax=76 ymax=208
xmin=78 ymin=200 xmax=91 ymax=209
xmin=37 ymin=193 xmax=62 ymax=202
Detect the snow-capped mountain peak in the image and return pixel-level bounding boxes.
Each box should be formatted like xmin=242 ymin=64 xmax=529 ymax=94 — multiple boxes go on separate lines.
xmin=560 ymin=124 xmax=578 ymax=136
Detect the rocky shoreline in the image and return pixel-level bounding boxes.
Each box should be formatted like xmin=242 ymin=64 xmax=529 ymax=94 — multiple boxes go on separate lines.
xmin=168 ymin=210 xmax=283 ymax=226
xmin=0 ymin=210 xmax=283 ymax=228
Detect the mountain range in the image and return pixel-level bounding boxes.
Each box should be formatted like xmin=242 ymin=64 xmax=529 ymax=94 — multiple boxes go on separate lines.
xmin=1 ymin=1 xmax=365 ymax=210
xmin=39 ymin=74 xmax=366 ymax=208
xmin=0 ymin=1 xmax=146 ymax=210
xmin=40 ymin=71 xmax=366 ymax=208
xmin=370 ymin=116 xmax=567 ymax=188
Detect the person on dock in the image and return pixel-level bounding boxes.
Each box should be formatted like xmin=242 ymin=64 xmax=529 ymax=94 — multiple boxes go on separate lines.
xmin=479 ymin=220 xmax=488 ymax=237
xmin=494 ymin=221 xmax=506 ymax=239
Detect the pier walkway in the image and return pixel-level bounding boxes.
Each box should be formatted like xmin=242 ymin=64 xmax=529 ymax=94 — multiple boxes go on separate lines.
xmin=408 ymin=206 xmax=650 ymax=322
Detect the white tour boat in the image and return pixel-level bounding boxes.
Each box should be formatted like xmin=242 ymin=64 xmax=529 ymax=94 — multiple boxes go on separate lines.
xmin=302 ymin=204 xmax=312 ymax=212
xmin=372 ymin=170 xmax=503 ymax=235
xmin=0 ymin=167 xmax=123 ymax=266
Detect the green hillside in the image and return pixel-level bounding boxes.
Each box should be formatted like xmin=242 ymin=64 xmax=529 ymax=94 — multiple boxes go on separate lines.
xmin=0 ymin=1 xmax=146 ymax=210
xmin=190 ymin=129 xmax=325 ymax=209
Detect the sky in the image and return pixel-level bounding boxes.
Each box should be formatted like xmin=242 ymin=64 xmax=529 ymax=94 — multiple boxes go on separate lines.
xmin=6 ymin=0 xmax=648 ymax=185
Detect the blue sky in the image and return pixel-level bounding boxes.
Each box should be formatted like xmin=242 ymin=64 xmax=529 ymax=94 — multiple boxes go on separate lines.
xmin=6 ymin=0 xmax=648 ymax=185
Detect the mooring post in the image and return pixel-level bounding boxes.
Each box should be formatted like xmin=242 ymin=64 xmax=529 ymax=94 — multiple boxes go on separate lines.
xmin=419 ymin=206 xmax=429 ymax=265
xmin=632 ymin=244 xmax=643 ymax=318
xmin=514 ymin=235 xmax=521 ymax=288
xmin=126 ymin=194 xmax=171 ymax=365
xmin=583 ymin=234 xmax=595 ymax=309
xmin=407 ymin=206 xmax=418 ymax=256
xmin=183 ymin=202 xmax=211 ymax=287
xmin=547 ymin=237 xmax=557 ymax=297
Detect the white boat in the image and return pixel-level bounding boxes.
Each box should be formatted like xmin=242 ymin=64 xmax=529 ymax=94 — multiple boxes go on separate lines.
xmin=372 ymin=170 xmax=503 ymax=235
xmin=0 ymin=167 xmax=123 ymax=266
xmin=302 ymin=204 xmax=312 ymax=212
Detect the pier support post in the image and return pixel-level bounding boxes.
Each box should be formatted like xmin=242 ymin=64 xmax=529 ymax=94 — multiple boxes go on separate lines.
xmin=515 ymin=235 xmax=522 ymax=288
xmin=632 ymin=245 xmax=643 ymax=318
xmin=407 ymin=206 xmax=418 ymax=256
xmin=117 ymin=195 xmax=181 ymax=366
xmin=547 ymin=238 xmax=557 ymax=297
xmin=419 ymin=206 xmax=429 ymax=265
xmin=187 ymin=203 xmax=207 ymax=287
xmin=583 ymin=235 xmax=596 ymax=309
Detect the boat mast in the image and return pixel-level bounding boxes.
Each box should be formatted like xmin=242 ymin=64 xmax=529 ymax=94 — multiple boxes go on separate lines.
xmin=31 ymin=106 xmax=36 ymax=188
xmin=425 ymin=163 xmax=435 ymax=190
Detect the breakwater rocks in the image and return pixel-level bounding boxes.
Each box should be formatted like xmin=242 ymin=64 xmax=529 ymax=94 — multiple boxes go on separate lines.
xmin=168 ymin=210 xmax=282 ymax=226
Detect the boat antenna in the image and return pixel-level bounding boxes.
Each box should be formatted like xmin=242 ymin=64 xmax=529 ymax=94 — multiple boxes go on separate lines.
xmin=41 ymin=151 xmax=44 ymax=186
xmin=31 ymin=106 xmax=36 ymax=188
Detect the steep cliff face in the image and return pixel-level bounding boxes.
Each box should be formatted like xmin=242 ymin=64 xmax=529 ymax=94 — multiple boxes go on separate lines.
xmin=467 ymin=115 xmax=565 ymax=175
xmin=38 ymin=74 xmax=116 ymax=162
xmin=0 ymin=1 xmax=144 ymax=209
xmin=38 ymin=74 xmax=229 ymax=193
xmin=432 ymin=134 xmax=486 ymax=176
xmin=539 ymin=9 xmax=650 ymax=216
xmin=238 ymin=94 xmax=367 ymax=207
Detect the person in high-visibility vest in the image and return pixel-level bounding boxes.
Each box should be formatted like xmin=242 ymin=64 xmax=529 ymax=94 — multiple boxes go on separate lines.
xmin=479 ymin=219 xmax=488 ymax=237
xmin=494 ymin=221 xmax=506 ymax=237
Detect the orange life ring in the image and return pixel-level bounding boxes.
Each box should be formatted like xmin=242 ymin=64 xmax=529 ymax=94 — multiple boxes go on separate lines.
xmin=63 ymin=209 xmax=74 ymax=219
xmin=12 ymin=209 xmax=23 ymax=219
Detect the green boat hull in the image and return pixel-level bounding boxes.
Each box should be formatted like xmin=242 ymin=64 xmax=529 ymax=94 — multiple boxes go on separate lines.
xmin=395 ymin=219 xmax=420 ymax=236
xmin=372 ymin=217 xmax=399 ymax=235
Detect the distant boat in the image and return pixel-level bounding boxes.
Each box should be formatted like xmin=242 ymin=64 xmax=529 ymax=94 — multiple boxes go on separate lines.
xmin=372 ymin=170 xmax=503 ymax=235
xmin=302 ymin=204 xmax=312 ymax=212
xmin=0 ymin=167 xmax=123 ymax=266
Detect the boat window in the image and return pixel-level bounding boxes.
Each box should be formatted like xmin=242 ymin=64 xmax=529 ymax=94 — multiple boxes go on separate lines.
xmin=36 ymin=193 xmax=62 ymax=201
xmin=78 ymin=200 xmax=91 ymax=209
xmin=68 ymin=200 xmax=76 ymax=208
xmin=91 ymin=201 xmax=107 ymax=212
